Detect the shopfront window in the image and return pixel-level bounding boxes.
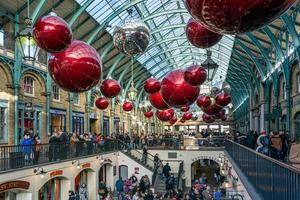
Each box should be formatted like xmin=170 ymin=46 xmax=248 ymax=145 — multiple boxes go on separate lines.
xmin=50 ymin=113 xmax=66 ymax=134
xmin=23 ymin=76 xmax=34 ymax=96
xmin=39 ymin=178 xmax=62 ymax=200
xmin=74 ymin=93 xmax=80 ymax=105
xmin=73 ymin=113 xmax=84 ymax=134
xmin=0 ymin=107 xmax=7 ymax=143
xmin=52 ymin=84 xmax=60 ymax=101
xmin=103 ymin=116 xmax=110 ymax=137
xmin=114 ymin=117 xmax=120 ymax=133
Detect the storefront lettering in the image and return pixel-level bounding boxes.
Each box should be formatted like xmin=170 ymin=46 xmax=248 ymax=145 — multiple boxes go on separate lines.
xmin=0 ymin=181 xmax=30 ymax=193
xmin=50 ymin=170 xmax=63 ymax=178
xmin=82 ymin=163 xmax=91 ymax=169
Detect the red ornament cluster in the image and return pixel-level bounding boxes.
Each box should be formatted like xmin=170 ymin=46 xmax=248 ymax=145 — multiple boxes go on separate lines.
xmin=156 ymin=109 xmax=175 ymax=122
xmin=144 ymin=78 xmax=161 ymax=94
xmin=123 ymin=101 xmax=133 ymax=112
xmin=149 ymin=92 xmax=170 ymax=110
xmin=144 ymin=111 xmax=153 ymax=118
xmin=184 ymin=64 xmax=207 ymax=86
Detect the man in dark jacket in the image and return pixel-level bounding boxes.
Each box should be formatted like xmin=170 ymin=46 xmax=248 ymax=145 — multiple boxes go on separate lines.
xmin=59 ymin=131 xmax=69 ymax=160
xmin=163 ymin=163 xmax=171 ymax=178
xmin=48 ymin=132 xmax=59 ymax=161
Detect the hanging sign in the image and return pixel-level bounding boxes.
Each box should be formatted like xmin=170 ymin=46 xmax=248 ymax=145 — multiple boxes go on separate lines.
xmin=50 ymin=170 xmax=63 ymax=178
xmin=0 ymin=181 xmax=30 ymax=193
xmin=82 ymin=163 xmax=91 ymax=169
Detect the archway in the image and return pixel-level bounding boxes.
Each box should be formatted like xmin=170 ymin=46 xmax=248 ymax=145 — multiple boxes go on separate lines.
xmin=74 ymin=168 xmax=96 ymax=199
xmin=98 ymin=162 xmax=114 ymax=197
xmin=191 ymin=158 xmax=223 ymax=188
xmin=0 ymin=180 xmax=32 ymax=200
xmin=38 ymin=176 xmax=70 ymax=200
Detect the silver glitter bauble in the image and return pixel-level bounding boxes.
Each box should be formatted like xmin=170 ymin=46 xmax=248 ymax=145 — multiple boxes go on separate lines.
xmin=113 ymin=18 xmax=150 ymax=57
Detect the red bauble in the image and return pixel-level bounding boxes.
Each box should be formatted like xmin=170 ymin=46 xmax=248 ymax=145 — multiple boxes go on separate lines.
xmin=160 ymin=69 xmax=200 ymax=108
xmin=215 ymin=92 xmax=231 ymax=107
xmin=169 ymin=117 xmax=178 ymax=125
xmin=184 ymin=64 xmax=207 ymax=86
xmin=100 ymin=78 xmax=121 ymax=98
xmin=197 ymin=95 xmax=212 ymax=108
xmin=214 ymin=109 xmax=226 ymax=119
xmin=123 ymin=101 xmax=133 ymax=112
xmin=95 ymin=97 xmax=109 ymax=110
xmin=183 ymin=112 xmax=193 ymax=120
xmin=186 ymin=18 xmax=222 ymax=48
xmin=144 ymin=111 xmax=153 ymax=118
xmin=33 ymin=14 xmax=72 ymax=53
xmin=149 ymin=92 xmax=170 ymax=110
xmin=180 ymin=106 xmax=190 ymax=112
xmin=202 ymin=114 xmax=215 ymax=123
xmin=202 ymin=104 xmax=222 ymax=116
xmin=156 ymin=109 xmax=175 ymax=122
xmin=48 ymin=40 xmax=102 ymax=93
xmin=144 ymin=78 xmax=161 ymax=94
xmin=180 ymin=118 xmax=186 ymax=123
xmin=185 ymin=0 xmax=296 ymax=34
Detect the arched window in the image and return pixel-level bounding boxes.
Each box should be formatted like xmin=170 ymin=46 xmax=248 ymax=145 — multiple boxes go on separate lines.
xmin=23 ymin=76 xmax=34 ymax=96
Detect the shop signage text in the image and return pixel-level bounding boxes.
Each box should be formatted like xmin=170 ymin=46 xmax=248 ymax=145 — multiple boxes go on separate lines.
xmin=0 ymin=181 xmax=30 ymax=193
xmin=50 ymin=170 xmax=63 ymax=178
xmin=82 ymin=163 xmax=91 ymax=169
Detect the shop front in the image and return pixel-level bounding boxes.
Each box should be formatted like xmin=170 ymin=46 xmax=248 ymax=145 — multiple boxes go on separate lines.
xmin=38 ymin=177 xmax=69 ymax=200
xmin=18 ymin=102 xmax=42 ymax=142
xmin=114 ymin=117 xmax=120 ymax=133
xmin=74 ymin=165 xmax=96 ymax=199
xmin=0 ymin=180 xmax=31 ymax=200
xmin=72 ymin=112 xmax=84 ymax=134
xmin=98 ymin=162 xmax=114 ymax=197
xmin=103 ymin=116 xmax=109 ymax=137
xmin=89 ymin=111 xmax=98 ymax=134
xmin=50 ymin=108 xmax=66 ymax=134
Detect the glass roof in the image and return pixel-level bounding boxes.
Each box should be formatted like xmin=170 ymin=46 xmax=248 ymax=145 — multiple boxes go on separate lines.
xmin=76 ymin=0 xmax=234 ymax=83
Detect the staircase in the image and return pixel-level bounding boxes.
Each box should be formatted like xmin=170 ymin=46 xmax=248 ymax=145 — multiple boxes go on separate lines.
xmin=121 ymin=150 xmax=155 ymax=171
xmin=154 ymin=173 xmax=179 ymax=194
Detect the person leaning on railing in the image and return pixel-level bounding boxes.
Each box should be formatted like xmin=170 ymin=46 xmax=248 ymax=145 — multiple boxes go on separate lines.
xmin=289 ymin=136 xmax=300 ymax=169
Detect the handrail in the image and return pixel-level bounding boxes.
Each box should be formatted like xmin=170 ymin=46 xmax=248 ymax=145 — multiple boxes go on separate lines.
xmin=226 ymin=139 xmax=300 ymax=174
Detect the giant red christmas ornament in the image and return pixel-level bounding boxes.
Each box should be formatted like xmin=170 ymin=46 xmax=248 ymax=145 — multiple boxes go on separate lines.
xmin=149 ymin=92 xmax=170 ymax=110
xmin=183 ymin=112 xmax=193 ymax=120
xmin=215 ymin=92 xmax=231 ymax=107
xmin=169 ymin=117 xmax=178 ymax=125
xmin=180 ymin=118 xmax=186 ymax=123
xmin=202 ymin=114 xmax=215 ymax=123
xmin=185 ymin=0 xmax=296 ymax=34
xmin=180 ymin=106 xmax=190 ymax=112
xmin=160 ymin=69 xmax=200 ymax=108
xmin=202 ymin=104 xmax=222 ymax=116
xmin=144 ymin=78 xmax=161 ymax=94
xmin=48 ymin=40 xmax=102 ymax=93
xmin=123 ymin=101 xmax=133 ymax=112
xmin=144 ymin=111 xmax=153 ymax=118
xmin=33 ymin=14 xmax=72 ymax=53
xmin=186 ymin=18 xmax=222 ymax=48
xmin=95 ymin=97 xmax=109 ymax=110
xmin=184 ymin=64 xmax=207 ymax=86
xmin=156 ymin=109 xmax=175 ymax=122
xmin=197 ymin=95 xmax=212 ymax=108
xmin=100 ymin=78 xmax=121 ymax=98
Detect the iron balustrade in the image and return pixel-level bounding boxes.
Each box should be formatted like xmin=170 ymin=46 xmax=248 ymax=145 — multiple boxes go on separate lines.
xmin=225 ymin=140 xmax=300 ymax=200
xmin=0 ymin=139 xmax=121 ymax=173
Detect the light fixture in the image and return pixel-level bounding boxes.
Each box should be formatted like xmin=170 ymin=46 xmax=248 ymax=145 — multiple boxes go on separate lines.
xmin=72 ymin=160 xmax=81 ymax=169
xmin=34 ymin=167 xmax=47 ymax=179
xmin=201 ymin=50 xmax=218 ymax=82
xmin=15 ymin=0 xmax=39 ymax=61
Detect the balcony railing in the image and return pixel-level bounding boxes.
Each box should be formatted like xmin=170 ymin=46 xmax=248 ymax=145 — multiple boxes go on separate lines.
xmin=225 ymin=140 xmax=300 ymax=200
xmin=0 ymin=139 xmax=122 ymax=173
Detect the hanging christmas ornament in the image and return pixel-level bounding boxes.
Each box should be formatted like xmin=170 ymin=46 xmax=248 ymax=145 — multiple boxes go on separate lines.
xmin=214 ymin=109 xmax=226 ymax=119
xmin=197 ymin=95 xmax=212 ymax=108
xmin=33 ymin=13 xmax=72 ymax=53
xmin=144 ymin=111 xmax=153 ymax=118
xmin=180 ymin=118 xmax=186 ymax=123
xmin=202 ymin=104 xmax=222 ymax=116
xmin=160 ymin=69 xmax=200 ymax=108
xmin=202 ymin=114 xmax=215 ymax=123
xmin=95 ymin=97 xmax=109 ymax=110
xmin=123 ymin=101 xmax=133 ymax=112
xmin=184 ymin=64 xmax=207 ymax=86
xmin=156 ymin=109 xmax=175 ymax=122
xmin=48 ymin=40 xmax=102 ymax=93
xmin=184 ymin=0 xmax=296 ymax=34
xmin=215 ymin=92 xmax=231 ymax=107
xmin=180 ymin=106 xmax=190 ymax=112
xmin=191 ymin=114 xmax=198 ymax=121
xmin=183 ymin=112 xmax=193 ymax=121
xmin=144 ymin=78 xmax=161 ymax=94
xmin=186 ymin=18 xmax=222 ymax=48
xmin=113 ymin=9 xmax=150 ymax=56
xmin=149 ymin=91 xmax=170 ymax=110
xmin=100 ymin=78 xmax=122 ymax=98
xmin=169 ymin=117 xmax=178 ymax=125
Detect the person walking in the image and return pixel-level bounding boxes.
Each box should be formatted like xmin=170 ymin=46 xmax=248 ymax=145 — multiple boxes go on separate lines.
xmin=270 ymin=131 xmax=282 ymax=160
xmin=79 ymin=183 xmax=88 ymax=200
xmin=33 ymin=135 xmax=41 ymax=164
xmin=163 ymin=163 xmax=171 ymax=179
xmin=115 ymin=177 xmax=124 ymax=198
xmin=142 ymin=146 xmax=148 ymax=164
xmin=68 ymin=190 xmax=77 ymax=200
xmin=21 ymin=134 xmax=33 ymax=165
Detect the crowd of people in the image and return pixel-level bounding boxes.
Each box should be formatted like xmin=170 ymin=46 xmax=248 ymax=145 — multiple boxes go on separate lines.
xmin=234 ymin=130 xmax=300 ymax=169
